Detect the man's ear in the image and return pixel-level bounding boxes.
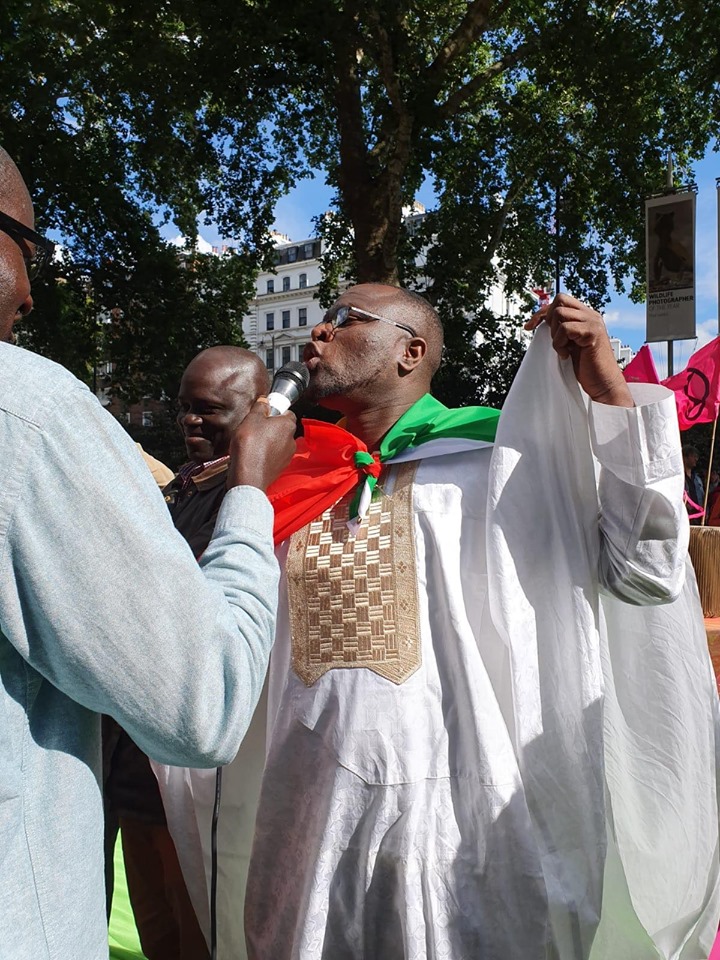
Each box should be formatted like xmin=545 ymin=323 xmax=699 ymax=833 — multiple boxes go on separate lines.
xmin=398 ymin=337 xmax=427 ymax=374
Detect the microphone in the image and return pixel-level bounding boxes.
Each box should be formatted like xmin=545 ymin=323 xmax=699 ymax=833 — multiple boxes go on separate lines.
xmin=267 ymin=360 xmax=310 ymax=416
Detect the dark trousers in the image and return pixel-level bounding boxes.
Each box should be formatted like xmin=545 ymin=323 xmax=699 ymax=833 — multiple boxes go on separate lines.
xmin=104 ymin=716 xmax=209 ymax=960
xmin=120 ymin=817 xmax=209 ymax=960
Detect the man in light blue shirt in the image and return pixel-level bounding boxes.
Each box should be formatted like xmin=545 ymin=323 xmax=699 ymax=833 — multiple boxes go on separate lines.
xmin=0 ymin=147 xmax=296 ymax=959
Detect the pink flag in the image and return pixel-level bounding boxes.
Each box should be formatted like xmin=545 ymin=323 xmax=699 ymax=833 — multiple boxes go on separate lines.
xmin=622 ymin=344 xmax=660 ymax=385
xmin=662 ymin=336 xmax=720 ymax=430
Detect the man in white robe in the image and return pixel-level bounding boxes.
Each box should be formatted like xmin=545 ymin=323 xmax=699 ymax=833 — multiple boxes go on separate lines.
xmin=160 ymin=284 xmax=720 ymax=959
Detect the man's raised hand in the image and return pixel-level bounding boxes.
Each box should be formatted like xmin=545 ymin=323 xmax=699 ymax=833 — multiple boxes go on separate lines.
xmin=524 ymin=293 xmax=634 ymax=407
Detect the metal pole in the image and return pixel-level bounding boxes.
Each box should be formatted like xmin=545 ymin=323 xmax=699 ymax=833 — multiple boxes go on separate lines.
xmin=665 ymin=149 xmax=674 ymax=373
xmin=554 ymin=181 xmax=561 ymax=295
xmin=716 ymin=178 xmax=720 ymax=336
xmin=702 ymin=415 xmax=719 ymax=526
xmin=666 ymin=148 xmax=674 ymax=191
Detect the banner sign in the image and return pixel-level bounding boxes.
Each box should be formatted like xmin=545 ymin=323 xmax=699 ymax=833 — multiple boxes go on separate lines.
xmin=645 ymin=191 xmax=696 ymax=342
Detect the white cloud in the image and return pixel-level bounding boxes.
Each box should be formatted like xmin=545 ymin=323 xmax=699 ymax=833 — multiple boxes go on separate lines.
xmin=695 ymin=318 xmax=719 ymax=349
xmin=168 ymin=233 xmax=214 ymax=253
xmin=603 ymin=304 xmax=647 ymax=335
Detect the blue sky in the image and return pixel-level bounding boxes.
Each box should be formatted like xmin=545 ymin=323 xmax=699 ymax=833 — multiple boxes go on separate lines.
xmin=191 ymin=146 xmax=719 ymax=377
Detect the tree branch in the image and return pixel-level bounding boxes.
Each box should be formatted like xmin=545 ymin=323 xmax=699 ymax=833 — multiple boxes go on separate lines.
xmin=435 ymin=41 xmax=532 ymax=121
xmin=365 ymin=9 xmax=403 ymax=113
xmin=424 ymin=0 xmax=505 ymax=97
xmin=427 ymin=175 xmax=531 ymax=302
xmin=484 ymin=176 xmax=529 ymax=261
xmin=333 ymin=15 xmax=372 ymax=202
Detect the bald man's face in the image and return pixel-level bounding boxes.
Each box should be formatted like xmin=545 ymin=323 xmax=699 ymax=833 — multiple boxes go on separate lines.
xmin=0 ymin=176 xmax=34 ymax=343
xmin=177 ymin=359 xmax=257 ymax=463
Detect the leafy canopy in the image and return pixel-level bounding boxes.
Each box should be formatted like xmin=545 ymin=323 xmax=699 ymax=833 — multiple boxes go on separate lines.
xmin=2 ymin=0 xmax=718 ymax=405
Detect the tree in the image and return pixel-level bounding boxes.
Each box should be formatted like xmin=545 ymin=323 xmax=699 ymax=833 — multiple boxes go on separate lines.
xmin=3 ymin=0 xmax=719 ymax=406
xmin=19 ymin=245 xmax=255 ymax=403
xmin=2 ymin=0 xmax=267 ymax=402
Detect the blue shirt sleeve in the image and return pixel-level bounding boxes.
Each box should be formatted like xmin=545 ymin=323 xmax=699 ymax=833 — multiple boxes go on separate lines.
xmin=0 ymin=371 xmax=279 ymax=767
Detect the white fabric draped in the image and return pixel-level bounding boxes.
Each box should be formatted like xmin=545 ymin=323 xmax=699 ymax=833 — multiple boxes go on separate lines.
xmin=156 ymin=325 xmax=720 ymax=960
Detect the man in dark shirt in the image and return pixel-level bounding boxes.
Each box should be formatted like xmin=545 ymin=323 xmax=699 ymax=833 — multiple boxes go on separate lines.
xmin=164 ymin=347 xmax=270 ymax=555
xmin=105 ymin=346 xmax=271 ymax=959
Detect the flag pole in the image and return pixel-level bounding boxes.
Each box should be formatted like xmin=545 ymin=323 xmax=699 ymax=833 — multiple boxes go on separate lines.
xmin=554 ymin=180 xmax=562 ymax=295
xmin=702 ymin=414 xmax=719 ymax=526
xmin=666 ymin=150 xmax=675 ymax=378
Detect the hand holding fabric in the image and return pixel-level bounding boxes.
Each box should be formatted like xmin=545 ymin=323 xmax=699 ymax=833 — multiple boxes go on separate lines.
xmin=525 ymin=293 xmax=634 ymax=407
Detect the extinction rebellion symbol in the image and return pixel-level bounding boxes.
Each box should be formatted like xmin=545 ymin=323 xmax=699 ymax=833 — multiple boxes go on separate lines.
xmin=684 ymin=367 xmax=710 ymax=421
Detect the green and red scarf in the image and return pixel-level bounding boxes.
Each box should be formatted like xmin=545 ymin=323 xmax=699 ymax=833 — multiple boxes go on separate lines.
xmin=267 ymin=394 xmax=500 ymax=543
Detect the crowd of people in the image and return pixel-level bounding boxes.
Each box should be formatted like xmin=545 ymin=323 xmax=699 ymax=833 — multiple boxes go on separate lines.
xmin=3 ymin=145 xmax=720 ymax=960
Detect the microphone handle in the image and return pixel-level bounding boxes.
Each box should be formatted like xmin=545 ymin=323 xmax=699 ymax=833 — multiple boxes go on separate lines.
xmin=266 ymin=391 xmax=293 ymax=416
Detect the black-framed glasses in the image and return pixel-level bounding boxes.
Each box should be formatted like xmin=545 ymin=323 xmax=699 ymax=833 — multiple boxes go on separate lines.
xmin=0 ymin=211 xmax=55 ymax=282
xmin=324 ymin=304 xmax=417 ymax=338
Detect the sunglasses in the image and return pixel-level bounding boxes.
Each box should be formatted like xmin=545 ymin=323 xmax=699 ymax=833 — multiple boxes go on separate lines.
xmin=0 ymin=211 xmax=56 ymax=281
xmin=323 ymin=305 xmax=417 ymax=338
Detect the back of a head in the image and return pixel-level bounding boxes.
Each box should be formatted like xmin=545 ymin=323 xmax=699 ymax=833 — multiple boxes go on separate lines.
xmin=0 ymin=147 xmax=31 ymax=216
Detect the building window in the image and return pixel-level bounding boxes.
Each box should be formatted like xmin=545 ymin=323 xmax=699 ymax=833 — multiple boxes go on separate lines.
xmin=265 ymin=348 xmax=274 ymax=371
xmin=282 ymin=345 xmax=292 ymax=366
xmin=266 ymin=279 xmax=274 ymax=294
xmin=299 ymin=273 xmax=307 ymax=289
xmin=282 ymin=276 xmax=291 ymax=292
xmin=298 ymin=307 xmax=307 ymax=326
xmin=303 ymin=243 xmax=314 ymax=259
xmin=282 ymin=310 xmax=291 ymax=329
xmin=287 ymin=246 xmax=298 ymax=263
xmin=141 ymin=411 xmax=153 ymax=427
xmin=266 ymin=312 xmax=275 ymax=330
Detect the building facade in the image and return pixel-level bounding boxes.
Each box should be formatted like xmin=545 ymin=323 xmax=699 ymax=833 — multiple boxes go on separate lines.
xmin=609 ymin=335 xmax=635 ymax=368
xmin=242 ymin=234 xmax=325 ymax=374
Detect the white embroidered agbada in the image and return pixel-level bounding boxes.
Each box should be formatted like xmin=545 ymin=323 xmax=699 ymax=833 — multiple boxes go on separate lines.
xmin=155 ymin=325 xmax=720 ymax=960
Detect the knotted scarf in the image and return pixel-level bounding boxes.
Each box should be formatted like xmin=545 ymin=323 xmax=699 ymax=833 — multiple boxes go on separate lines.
xmin=267 ymin=393 xmax=500 ymax=543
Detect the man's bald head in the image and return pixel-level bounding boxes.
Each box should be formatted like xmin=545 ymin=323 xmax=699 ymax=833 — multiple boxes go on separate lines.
xmin=344 ymin=283 xmax=444 ymax=380
xmin=384 ymin=287 xmax=444 ymax=378
xmin=188 ymin=345 xmax=270 ymax=396
xmin=177 ymin=346 xmax=270 ymax=463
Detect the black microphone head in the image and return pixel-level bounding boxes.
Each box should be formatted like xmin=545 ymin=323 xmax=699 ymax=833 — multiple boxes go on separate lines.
xmin=269 ymin=360 xmax=311 ymax=406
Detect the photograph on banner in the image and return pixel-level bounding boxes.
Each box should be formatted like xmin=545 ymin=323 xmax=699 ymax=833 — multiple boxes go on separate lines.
xmin=645 ymin=191 xmax=696 ymax=342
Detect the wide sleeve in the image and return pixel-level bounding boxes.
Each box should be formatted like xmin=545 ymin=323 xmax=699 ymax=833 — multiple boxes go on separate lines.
xmin=589 ymin=382 xmax=688 ymax=605
xmin=0 ymin=379 xmax=279 ymax=768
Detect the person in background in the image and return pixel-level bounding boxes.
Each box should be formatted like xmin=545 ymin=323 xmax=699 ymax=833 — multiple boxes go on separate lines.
xmin=683 ymin=444 xmax=705 ymax=522
xmin=104 ymin=346 xmax=271 ymax=960
xmin=165 ymin=347 xmax=270 ymax=556
xmin=136 ymin=443 xmax=175 ymax=487
xmin=707 ymin=468 xmax=720 ymax=517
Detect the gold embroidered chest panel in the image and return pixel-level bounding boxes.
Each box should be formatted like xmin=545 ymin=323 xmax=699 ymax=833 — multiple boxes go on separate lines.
xmin=287 ymin=461 xmax=421 ymax=686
